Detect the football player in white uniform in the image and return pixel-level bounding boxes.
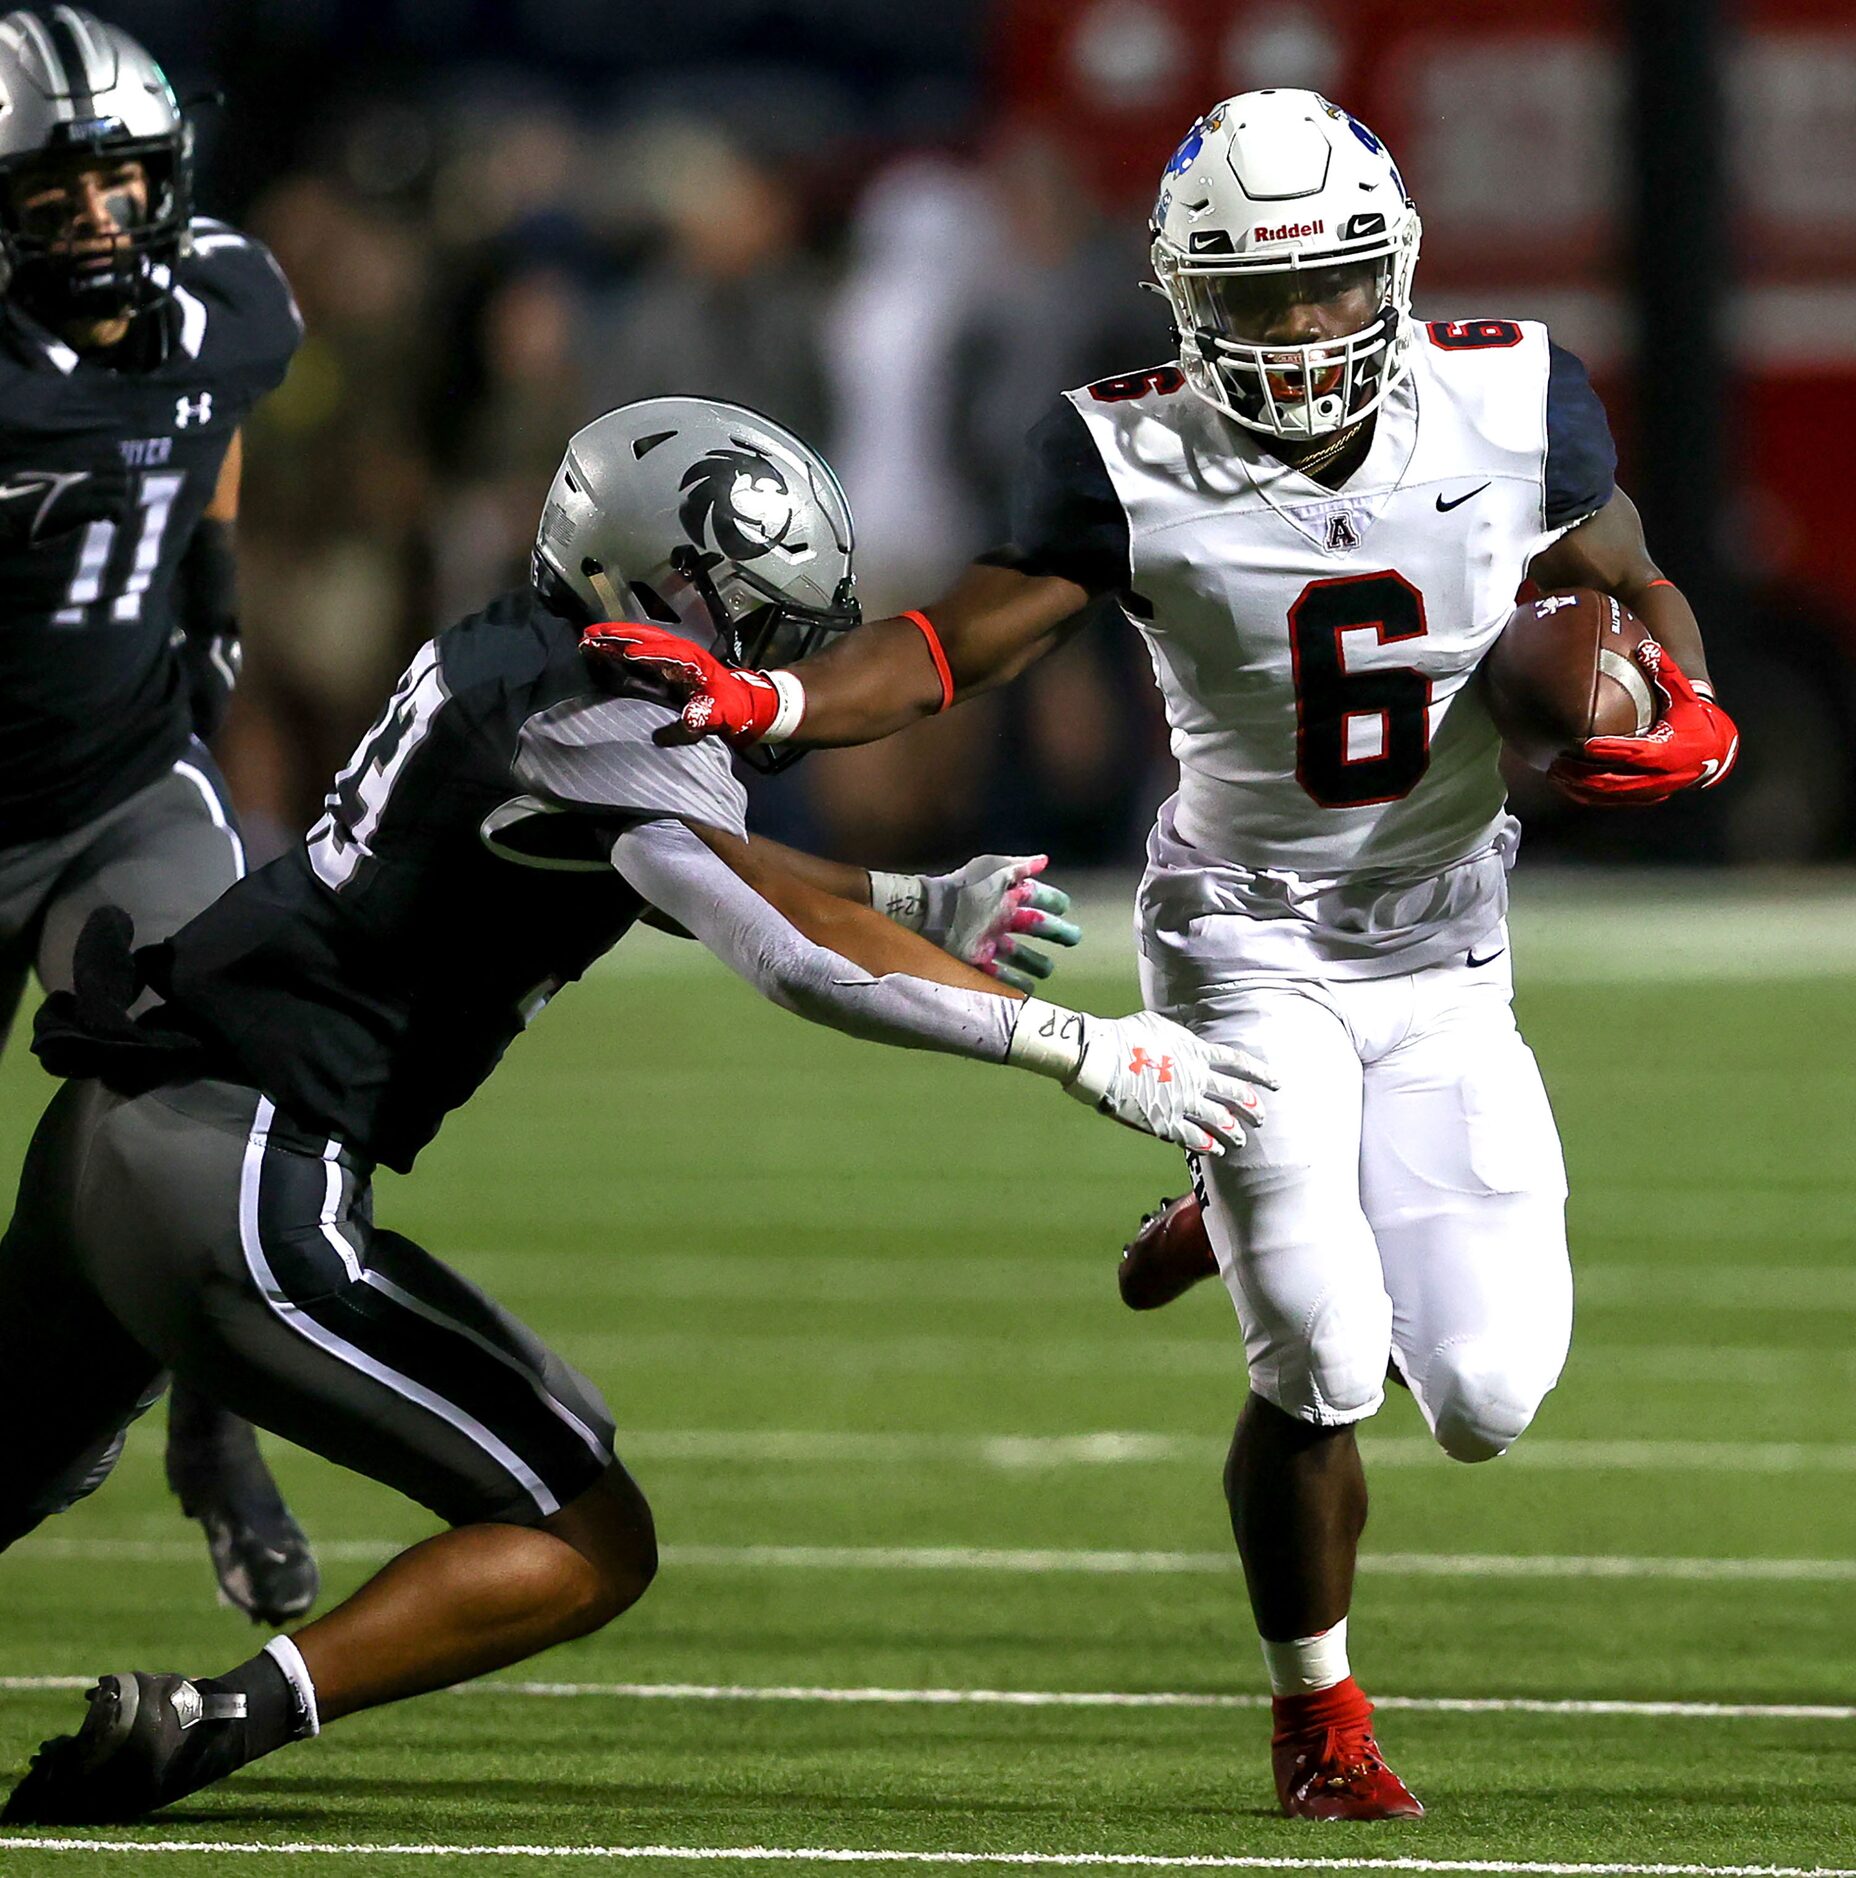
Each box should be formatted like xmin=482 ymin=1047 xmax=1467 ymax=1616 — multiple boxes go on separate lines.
xmin=582 ymin=91 xmax=1740 ymax=1821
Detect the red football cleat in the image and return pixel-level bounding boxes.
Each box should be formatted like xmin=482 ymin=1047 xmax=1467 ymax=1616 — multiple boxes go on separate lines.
xmin=1271 ymin=1678 xmax=1424 ymax=1821
xmin=1118 ymin=1192 xmax=1218 ymax=1310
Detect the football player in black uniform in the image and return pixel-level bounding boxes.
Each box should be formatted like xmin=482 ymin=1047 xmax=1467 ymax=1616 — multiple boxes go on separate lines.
xmin=0 ymin=7 xmax=316 ymax=1623
xmin=0 ymin=397 xmax=1268 ymax=1824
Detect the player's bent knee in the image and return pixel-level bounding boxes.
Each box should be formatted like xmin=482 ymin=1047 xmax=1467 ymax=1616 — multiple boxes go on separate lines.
xmin=1298 ymin=1285 xmax=1393 ymax=1424
xmin=1425 ymin=1343 xmax=1553 ymax=1463
xmin=546 ymin=1462 xmax=658 ymax=1631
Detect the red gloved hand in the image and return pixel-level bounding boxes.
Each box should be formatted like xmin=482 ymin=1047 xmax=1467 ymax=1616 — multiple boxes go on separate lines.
xmin=1549 ymin=641 xmax=1740 ymax=805
xmin=579 ymin=621 xmax=784 ymax=744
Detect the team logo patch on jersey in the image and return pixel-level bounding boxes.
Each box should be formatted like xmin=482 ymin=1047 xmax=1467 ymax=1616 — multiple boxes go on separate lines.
xmin=678 ymin=449 xmax=798 ymax=563
xmin=1273 ymin=492 xmax=1390 ymax=556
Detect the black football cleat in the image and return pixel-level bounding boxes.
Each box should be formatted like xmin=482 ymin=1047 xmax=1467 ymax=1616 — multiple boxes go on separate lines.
xmin=165 ymin=1395 xmax=319 ymax=1626
xmin=2 ymin=1673 xmax=256 ymax=1824
xmin=1118 ymin=1192 xmax=1219 ymax=1310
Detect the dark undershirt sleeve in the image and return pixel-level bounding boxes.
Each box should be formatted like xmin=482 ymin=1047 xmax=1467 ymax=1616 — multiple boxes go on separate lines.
xmin=977 ymin=398 xmax=1131 ymax=598
xmin=1544 ymin=341 xmax=1617 ymax=531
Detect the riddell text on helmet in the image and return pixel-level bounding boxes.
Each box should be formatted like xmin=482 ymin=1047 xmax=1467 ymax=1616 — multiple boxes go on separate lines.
xmin=1253 ymin=219 xmax=1324 ymax=242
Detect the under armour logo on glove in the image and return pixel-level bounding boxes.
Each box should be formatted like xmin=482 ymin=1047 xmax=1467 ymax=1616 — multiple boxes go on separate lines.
xmin=1127 ymin=1048 xmax=1175 ymax=1083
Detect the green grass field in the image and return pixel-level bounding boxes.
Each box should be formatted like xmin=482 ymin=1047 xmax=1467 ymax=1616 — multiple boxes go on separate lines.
xmin=0 ymin=876 xmax=1852 ymax=1876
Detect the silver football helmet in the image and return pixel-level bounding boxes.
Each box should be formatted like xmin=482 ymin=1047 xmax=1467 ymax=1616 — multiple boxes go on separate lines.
xmin=0 ymin=6 xmax=192 ymax=324
xmin=534 ymin=396 xmax=860 ymax=677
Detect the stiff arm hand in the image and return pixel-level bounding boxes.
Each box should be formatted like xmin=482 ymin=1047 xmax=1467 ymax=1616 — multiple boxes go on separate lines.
xmin=580 ymin=563 xmax=1095 ymax=751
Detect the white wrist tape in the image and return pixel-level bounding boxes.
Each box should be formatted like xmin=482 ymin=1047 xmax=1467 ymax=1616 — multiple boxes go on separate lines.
xmin=761 ymin=669 xmax=807 ymax=743
xmin=1005 ymin=997 xmax=1088 ymax=1083
xmin=868 ymin=870 xmax=928 ymax=931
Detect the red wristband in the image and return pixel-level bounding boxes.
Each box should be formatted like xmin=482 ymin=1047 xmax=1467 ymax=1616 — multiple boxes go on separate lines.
xmin=1644 ymin=578 xmax=1675 ymax=590
xmin=899 ymin=610 xmax=955 ymax=712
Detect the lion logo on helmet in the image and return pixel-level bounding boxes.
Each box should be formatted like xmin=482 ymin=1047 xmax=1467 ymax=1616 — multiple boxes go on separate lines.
xmin=678 ymin=449 xmax=798 ymax=563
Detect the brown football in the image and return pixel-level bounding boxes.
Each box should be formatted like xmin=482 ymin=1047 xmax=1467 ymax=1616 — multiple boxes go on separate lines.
xmin=1481 ymin=588 xmax=1659 ymax=770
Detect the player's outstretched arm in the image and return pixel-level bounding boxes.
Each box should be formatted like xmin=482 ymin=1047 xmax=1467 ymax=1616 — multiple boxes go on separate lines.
xmin=1527 ymin=487 xmax=1739 ymax=802
xmin=609 ymin=818 xmax=1268 ymax=1157
xmin=581 ymin=563 xmax=1092 ymax=754
xmin=744 ymin=838 xmax=1082 ymax=992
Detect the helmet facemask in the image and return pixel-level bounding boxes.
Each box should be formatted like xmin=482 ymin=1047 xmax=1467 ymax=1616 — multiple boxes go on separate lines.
xmin=1157 ymin=231 xmax=1419 ymax=440
xmin=0 ymin=131 xmax=191 ymax=329
xmin=669 ymin=544 xmax=860 ymax=774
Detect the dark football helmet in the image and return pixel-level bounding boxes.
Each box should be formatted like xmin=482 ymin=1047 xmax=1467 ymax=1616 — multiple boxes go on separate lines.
xmin=0 ymin=7 xmax=193 ymax=329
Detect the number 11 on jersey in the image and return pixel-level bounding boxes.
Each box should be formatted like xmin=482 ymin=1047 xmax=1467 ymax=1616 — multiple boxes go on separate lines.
xmin=52 ymin=470 xmax=185 ymax=628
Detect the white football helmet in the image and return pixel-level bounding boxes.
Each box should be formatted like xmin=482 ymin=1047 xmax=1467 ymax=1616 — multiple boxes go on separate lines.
xmin=534 ymin=396 xmax=859 ymax=673
xmin=1150 ymin=89 xmax=1421 ymax=439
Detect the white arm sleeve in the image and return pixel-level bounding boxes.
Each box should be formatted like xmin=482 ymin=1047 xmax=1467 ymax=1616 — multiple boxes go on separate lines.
xmin=610 ymin=819 xmax=1017 ymax=1064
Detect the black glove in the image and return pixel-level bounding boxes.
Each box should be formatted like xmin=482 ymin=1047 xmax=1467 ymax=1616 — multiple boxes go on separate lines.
xmin=171 ymin=516 xmax=243 ymax=743
xmin=174 ymin=625 xmax=243 ymax=743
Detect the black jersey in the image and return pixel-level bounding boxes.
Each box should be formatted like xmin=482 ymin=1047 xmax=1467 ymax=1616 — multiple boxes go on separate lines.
xmin=145 ymin=588 xmax=749 ymax=1173
xmin=0 ymin=218 xmax=301 ymax=846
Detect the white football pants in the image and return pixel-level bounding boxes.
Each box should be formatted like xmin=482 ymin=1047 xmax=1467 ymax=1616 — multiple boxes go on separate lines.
xmin=1140 ymin=932 xmax=1572 ymax=1460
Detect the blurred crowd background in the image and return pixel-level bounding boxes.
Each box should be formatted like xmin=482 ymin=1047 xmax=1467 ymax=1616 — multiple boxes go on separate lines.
xmin=104 ymin=0 xmax=1856 ymax=870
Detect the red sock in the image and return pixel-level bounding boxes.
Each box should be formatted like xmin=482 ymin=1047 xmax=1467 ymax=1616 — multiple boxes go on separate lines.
xmin=1271 ymin=1674 xmax=1371 ymax=1741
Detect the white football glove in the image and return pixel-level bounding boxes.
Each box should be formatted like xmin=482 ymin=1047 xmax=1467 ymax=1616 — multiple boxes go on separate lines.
xmin=870 ymin=854 xmax=1082 ymax=993
xmin=1005 ymin=999 xmax=1273 ymax=1156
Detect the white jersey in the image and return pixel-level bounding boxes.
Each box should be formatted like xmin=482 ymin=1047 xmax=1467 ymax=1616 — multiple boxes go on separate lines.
xmin=1002 ymin=320 xmax=1615 ymax=980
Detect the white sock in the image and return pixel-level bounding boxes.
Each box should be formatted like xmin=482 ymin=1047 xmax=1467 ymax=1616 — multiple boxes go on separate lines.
xmin=263 ymin=1634 xmax=321 ymax=1738
xmin=1260 ymin=1616 xmax=1350 ymax=1697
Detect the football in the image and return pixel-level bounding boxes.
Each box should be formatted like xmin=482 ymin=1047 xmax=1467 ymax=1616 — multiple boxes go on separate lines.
xmin=1481 ymin=588 xmax=1660 ymax=769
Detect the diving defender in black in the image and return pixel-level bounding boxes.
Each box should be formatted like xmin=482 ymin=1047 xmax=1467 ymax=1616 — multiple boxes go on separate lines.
xmin=147 ymin=586 xmax=736 ymax=1173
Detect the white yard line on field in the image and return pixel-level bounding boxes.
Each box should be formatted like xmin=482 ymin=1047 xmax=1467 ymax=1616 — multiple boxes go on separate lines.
xmin=2 ymin=1675 xmax=1847 ymax=1723
xmin=614 ymin=1430 xmax=1856 ymax=1474
xmin=37 ymin=1426 xmax=1856 ymax=1479
xmin=456 ymin=1258 xmax=1856 ymax=1312
xmin=11 ymin=1537 xmax=1856 ymax=1583
xmin=0 ymin=1841 xmax=1852 ymax=1876
xmin=653 ymin=1546 xmax=1856 ymax=1584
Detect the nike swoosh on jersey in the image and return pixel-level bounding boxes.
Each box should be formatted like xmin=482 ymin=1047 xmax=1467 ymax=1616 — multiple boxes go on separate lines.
xmin=0 ymin=469 xmax=89 ymax=539
xmin=1435 ymin=483 xmax=1491 ymax=512
xmin=1466 ymin=946 xmax=1506 ymax=968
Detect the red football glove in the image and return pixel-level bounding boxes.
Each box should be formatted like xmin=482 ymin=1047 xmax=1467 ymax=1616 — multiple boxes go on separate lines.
xmin=579 ymin=621 xmax=781 ymax=744
xmin=1548 ymin=641 xmax=1740 ymax=806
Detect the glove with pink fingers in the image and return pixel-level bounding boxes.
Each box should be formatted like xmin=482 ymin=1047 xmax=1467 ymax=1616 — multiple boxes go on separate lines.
xmin=870 ymin=854 xmax=1082 ymax=992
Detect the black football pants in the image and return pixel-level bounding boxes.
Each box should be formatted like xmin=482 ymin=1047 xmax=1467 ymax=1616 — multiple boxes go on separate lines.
xmin=0 ymin=1077 xmax=618 ymax=1547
